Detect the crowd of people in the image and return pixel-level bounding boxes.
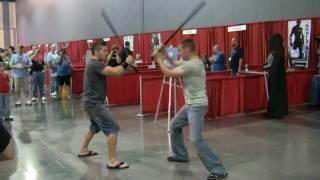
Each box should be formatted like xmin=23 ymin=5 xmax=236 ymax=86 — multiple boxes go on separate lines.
xmin=0 ymin=44 xmax=73 ymax=123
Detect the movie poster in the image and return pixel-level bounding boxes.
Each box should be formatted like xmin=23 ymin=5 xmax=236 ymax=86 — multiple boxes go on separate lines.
xmin=288 ymin=19 xmax=311 ymax=68
xmin=151 ymin=33 xmax=161 ymax=50
xmin=123 ymin=35 xmax=134 ymax=51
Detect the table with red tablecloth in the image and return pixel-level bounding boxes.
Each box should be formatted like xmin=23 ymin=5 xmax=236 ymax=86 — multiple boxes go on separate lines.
xmin=71 ymin=66 xmax=316 ymax=119
xmin=140 ymin=69 xmax=316 ymax=120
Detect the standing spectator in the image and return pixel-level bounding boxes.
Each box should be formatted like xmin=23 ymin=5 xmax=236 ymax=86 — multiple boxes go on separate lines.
xmin=107 ymin=45 xmax=121 ymax=67
xmin=85 ymin=42 xmax=93 ymax=64
xmin=47 ymin=45 xmax=59 ymax=98
xmin=0 ymin=63 xmax=13 ymax=121
xmin=119 ymin=41 xmax=133 ymax=63
xmin=228 ymin=38 xmax=244 ymax=75
xmin=8 ymin=46 xmax=16 ymax=55
xmin=28 ymin=45 xmax=46 ymax=103
xmin=8 ymin=46 xmax=16 ymax=93
xmin=57 ymin=48 xmax=72 ymax=100
xmin=10 ymin=45 xmax=32 ymax=107
xmin=0 ymin=49 xmax=11 ymax=70
xmin=43 ymin=44 xmax=49 ymax=64
xmin=209 ymin=45 xmax=225 ymax=72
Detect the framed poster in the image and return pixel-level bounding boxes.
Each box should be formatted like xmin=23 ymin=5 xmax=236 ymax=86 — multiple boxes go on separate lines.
xmin=152 ymin=33 xmax=161 ymax=50
xmin=123 ymin=35 xmax=134 ymax=51
xmin=288 ymin=19 xmax=311 ymax=68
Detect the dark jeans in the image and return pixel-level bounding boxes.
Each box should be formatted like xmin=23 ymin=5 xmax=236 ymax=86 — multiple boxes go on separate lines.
xmin=31 ymin=71 xmax=45 ymax=97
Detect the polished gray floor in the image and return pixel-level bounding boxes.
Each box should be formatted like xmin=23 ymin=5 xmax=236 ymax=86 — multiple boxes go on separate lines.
xmin=1 ymin=97 xmax=320 ymax=180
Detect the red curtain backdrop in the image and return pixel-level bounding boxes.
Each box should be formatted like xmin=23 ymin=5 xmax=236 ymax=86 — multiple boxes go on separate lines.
xmin=25 ymin=17 xmax=320 ymax=70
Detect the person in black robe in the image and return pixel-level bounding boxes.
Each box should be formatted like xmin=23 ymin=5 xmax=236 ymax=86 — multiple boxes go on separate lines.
xmin=263 ymin=33 xmax=289 ymax=119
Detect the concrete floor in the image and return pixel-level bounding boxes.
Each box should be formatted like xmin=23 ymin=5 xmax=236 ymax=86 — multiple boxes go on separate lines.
xmin=1 ymin=97 xmax=320 ymax=180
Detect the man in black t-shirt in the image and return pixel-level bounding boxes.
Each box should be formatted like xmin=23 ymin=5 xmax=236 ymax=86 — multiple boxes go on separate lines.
xmin=228 ymin=38 xmax=244 ymax=75
xmin=28 ymin=45 xmax=46 ymax=103
xmin=107 ymin=45 xmax=121 ymax=67
xmin=79 ymin=42 xmax=134 ymax=170
xmin=119 ymin=41 xmax=133 ymax=63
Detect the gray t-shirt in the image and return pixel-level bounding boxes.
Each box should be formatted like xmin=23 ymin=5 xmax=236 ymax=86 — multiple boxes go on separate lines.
xmin=82 ymin=59 xmax=106 ymax=109
xmin=180 ymin=58 xmax=208 ymax=107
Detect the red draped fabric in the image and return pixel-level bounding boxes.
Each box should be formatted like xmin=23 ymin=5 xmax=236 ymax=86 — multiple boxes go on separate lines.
xmin=23 ymin=17 xmax=320 ymax=69
xmin=67 ymin=40 xmax=88 ymax=64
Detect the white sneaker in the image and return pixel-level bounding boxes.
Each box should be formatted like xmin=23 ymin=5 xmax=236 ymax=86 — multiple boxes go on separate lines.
xmin=51 ymin=92 xmax=57 ymax=98
xmin=42 ymin=97 xmax=47 ymax=103
xmin=25 ymin=100 xmax=32 ymax=106
xmin=15 ymin=101 xmax=22 ymax=107
xmin=31 ymin=97 xmax=37 ymax=102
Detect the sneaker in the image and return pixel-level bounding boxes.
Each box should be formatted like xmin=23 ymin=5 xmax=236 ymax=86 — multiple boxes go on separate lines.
xmin=15 ymin=101 xmax=22 ymax=107
xmin=51 ymin=92 xmax=57 ymax=97
xmin=42 ymin=96 xmax=47 ymax=103
xmin=25 ymin=100 xmax=32 ymax=106
xmin=207 ymin=172 xmax=228 ymax=180
xmin=31 ymin=97 xmax=37 ymax=102
xmin=4 ymin=117 xmax=14 ymax=122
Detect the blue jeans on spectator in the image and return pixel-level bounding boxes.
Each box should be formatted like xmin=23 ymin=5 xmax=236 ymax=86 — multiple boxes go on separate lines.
xmin=50 ymin=75 xmax=58 ymax=94
xmin=170 ymin=105 xmax=226 ymax=175
xmin=0 ymin=93 xmax=10 ymax=119
xmin=31 ymin=71 xmax=45 ymax=97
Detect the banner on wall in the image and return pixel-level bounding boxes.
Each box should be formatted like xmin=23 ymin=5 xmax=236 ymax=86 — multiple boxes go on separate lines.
xmin=123 ymin=35 xmax=134 ymax=51
xmin=288 ymin=19 xmax=311 ymax=68
xmin=151 ymin=33 xmax=161 ymax=51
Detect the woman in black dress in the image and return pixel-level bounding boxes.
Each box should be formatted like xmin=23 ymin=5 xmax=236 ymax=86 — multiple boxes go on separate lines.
xmin=263 ymin=33 xmax=289 ymax=119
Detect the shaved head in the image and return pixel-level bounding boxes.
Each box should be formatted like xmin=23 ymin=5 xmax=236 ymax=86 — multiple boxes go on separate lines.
xmin=213 ymin=45 xmax=220 ymax=53
xmin=231 ymin=38 xmax=238 ymax=48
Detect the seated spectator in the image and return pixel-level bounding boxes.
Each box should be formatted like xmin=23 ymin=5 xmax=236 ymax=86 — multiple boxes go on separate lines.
xmin=209 ymin=45 xmax=225 ymax=72
xmin=135 ymin=54 xmax=143 ymax=64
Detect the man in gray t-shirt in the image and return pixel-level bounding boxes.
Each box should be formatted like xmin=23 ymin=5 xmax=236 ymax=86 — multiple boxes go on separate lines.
xmin=153 ymin=39 xmax=227 ymax=180
xmin=79 ymin=42 xmax=134 ymax=170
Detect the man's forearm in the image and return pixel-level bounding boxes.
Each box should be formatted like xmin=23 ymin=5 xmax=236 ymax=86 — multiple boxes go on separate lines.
xmin=103 ymin=64 xmax=127 ymax=77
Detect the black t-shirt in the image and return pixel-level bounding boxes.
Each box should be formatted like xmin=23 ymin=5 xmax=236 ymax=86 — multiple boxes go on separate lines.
xmin=119 ymin=47 xmax=132 ymax=63
xmin=0 ymin=124 xmax=11 ymax=153
xmin=31 ymin=60 xmax=45 ymax=72
xmin=108 ymin=53 xmax=120 ymax=67
xmin=82 ymin=59 xmax=106 ymax=109
xmin=229 ymin=47 xmax=244 ymax=73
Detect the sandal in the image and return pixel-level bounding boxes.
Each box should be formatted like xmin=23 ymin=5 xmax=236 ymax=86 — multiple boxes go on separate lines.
xmin=107 ymin=162 xmax=130 ymax=169
xmin=77 ymin=150 xmax=98 ymax=158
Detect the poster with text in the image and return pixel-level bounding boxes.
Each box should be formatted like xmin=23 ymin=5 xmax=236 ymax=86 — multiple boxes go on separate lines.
xmin=288 ymin=19 xmax=311 ymax=68
xmin=123 ymin=35 xmax=134 ymax=51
